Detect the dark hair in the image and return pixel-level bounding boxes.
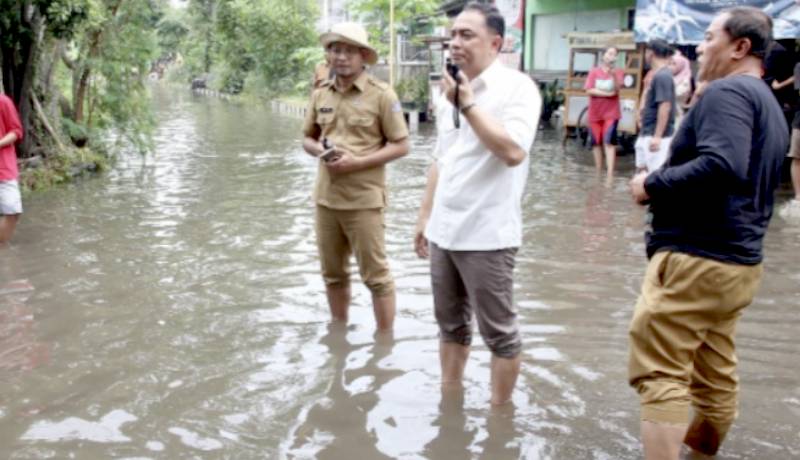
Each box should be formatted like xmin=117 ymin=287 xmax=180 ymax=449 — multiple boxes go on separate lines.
xmin=646 ymin=39 xmax=674 ymax=58
xmin=722 ymin=6 xmax=773 ymax=59
xmin=462 ymin=2 xmax=505 ymax=40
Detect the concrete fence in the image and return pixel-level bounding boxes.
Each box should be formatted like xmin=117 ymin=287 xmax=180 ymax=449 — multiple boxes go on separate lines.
xmin=190 ymin=86 xmax=423 ymax=131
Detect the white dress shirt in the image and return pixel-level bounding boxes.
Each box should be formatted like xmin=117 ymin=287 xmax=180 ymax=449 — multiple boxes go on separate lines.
xmin=425 ymin=59 xmax=542 ymax=251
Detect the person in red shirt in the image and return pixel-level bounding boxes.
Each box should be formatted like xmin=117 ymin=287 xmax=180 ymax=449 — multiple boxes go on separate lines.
xmin=0 ymin=93 xmax=24 ymax=244
xmin=585 ymin=47 xmax=624 ymax=181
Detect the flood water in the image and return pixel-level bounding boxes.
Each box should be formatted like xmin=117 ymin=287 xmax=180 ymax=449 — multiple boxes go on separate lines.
xmin=1 ymin=86 xmax=798 ymax=459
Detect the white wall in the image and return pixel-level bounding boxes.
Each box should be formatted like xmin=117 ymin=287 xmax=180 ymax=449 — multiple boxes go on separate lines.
xmin=533 ymin=10 xmax=623 ymax=71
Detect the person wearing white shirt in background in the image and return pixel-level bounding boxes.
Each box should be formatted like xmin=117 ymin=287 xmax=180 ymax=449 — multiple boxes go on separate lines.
xmin=413 ymin=2 xmax=541 ymax=406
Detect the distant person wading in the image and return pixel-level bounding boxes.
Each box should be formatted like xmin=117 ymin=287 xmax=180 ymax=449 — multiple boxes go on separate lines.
xmin=0 ymin=93 xmax=24 ymax=245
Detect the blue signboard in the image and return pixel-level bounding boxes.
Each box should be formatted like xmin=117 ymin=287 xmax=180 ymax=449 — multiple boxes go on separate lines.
xmin=634 ymin=0 xmax=800 ymax=44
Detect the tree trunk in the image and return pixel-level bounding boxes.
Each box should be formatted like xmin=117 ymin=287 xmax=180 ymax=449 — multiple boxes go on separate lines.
xmin=18 ymin=10 xmax=45 ymax=157
xmin=43 ymin=41 xmax=64 ymax=121
xmin=73 ymin=68 xmax=91 ymax=124
xmin=72 ymin=0 xmax=125 ymax=127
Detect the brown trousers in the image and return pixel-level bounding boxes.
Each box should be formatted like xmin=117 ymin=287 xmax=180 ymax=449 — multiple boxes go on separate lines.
xmin=315 ymin=205 xmax=394 ymax=297
xmin=628 ymin=251 xmax=762 ymax=455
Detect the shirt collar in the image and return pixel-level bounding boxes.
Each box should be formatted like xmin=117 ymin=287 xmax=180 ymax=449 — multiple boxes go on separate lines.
xmin=330 ymin=71 xmax=369 ymax=94
xmin=470 ymin=58 xmax=503 ymax=93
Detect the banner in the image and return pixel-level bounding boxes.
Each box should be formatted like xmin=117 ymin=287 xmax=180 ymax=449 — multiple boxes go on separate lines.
xmin=495 ymin=0 xmax=525 ymax=69
xmin=634 ymin=0 xmax=800 ymax=44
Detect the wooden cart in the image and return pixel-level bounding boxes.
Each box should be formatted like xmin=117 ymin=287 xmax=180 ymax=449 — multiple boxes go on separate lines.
xmin=561 ymin=32 xmax=645 ymax=147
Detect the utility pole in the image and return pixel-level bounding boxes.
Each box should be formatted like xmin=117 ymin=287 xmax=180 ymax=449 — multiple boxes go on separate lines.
xmin=389 ymin=0 xmax=395 ymax=87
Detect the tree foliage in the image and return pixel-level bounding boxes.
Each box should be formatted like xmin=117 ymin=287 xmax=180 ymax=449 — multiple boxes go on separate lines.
xmin=348 ymin=0 xmax=442 ymax=56
xmin=0 ymin=0 xmax=160 ymax=165
xmin=1 ymin=0 xmax=322 ymax=187
xmin=165 ymin=0 xmax=319 ymax=96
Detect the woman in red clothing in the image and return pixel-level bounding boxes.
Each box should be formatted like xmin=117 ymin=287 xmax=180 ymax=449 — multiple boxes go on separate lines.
xmin=584 ymin=47 xmax=624 ymax=181
xmin=0 ymin=93 xmax=24 ymax=245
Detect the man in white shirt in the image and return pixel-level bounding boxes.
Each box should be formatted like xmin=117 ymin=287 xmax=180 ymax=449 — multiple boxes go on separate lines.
xmin=414 ymin=2 xmax=541 ymax=405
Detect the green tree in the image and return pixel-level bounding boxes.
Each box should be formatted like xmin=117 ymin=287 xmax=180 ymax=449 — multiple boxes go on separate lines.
xmin=348 ymin=0 xmax=442 ymax=57
xmin=185 ymin=0 xmax=216 ymax=75
xmin=59 ymin=0 xmax=159 ymax=151
xmin=214 ymin=0 xmax=317 ymax=95
xmin=0 ymin=0 xmax=88 ymax=156
xmin=1 ymin=0 xmax=161 ymax=191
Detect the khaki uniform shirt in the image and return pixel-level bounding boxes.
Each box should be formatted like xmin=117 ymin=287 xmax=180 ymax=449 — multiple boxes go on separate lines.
xmin=303 ymin=72 xmax=408 ymax=210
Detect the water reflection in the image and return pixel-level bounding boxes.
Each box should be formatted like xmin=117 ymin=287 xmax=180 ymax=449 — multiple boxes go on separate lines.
xmin=287 ymin=324 xmax=400 ymax=459
xmin=0 ymin=279 xmax=48 ymax=375
xmin=424 ymin=386 xmax=476 ymax=459
xmin=0 ymin=88 xmax=796 ymax=458
xmin=480 ymin=404 xmax=522 ymax=459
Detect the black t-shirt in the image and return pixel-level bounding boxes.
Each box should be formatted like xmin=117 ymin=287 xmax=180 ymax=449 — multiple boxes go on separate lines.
xmin=641 ymin=67 xmax=676 ymax=137
xmin=643 ymin=75 xmax=789 ymax=265
xmin=763 ymin=41 xmax=797 ymax=112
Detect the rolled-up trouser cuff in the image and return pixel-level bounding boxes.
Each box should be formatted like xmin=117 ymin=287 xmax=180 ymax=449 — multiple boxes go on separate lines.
xmin=439 ymin=330 xmax=521 ymax=359
xmin=485 ymin=332 xmax=522 ymax=359
xmin=640 ymin=399 xmax=691 ymax=425
xmin=365 ymin=280 xmax=395 ymax=298
xmin=324 ymin=280 xmax=351 ymax=289
xmin=684 ymin=414 xmax=730 ymax=456
xmin=440 ymin=324 xmax=473 ymax=348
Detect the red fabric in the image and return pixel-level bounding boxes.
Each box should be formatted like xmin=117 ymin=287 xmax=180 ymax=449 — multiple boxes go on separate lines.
xmin=585 ymin=67 xmax=624 ymax=122
xmin=0 ymin=94 xmax=23 ymax=181
xmin=590 ymin=119 xmax=617 ymax=145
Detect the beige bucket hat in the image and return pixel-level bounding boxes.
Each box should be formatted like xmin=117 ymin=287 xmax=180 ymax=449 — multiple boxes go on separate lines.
xmin=320 ymin=22 xmax=379 ymax=65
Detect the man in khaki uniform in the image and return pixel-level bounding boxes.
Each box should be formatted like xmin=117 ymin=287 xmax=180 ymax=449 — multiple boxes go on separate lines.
xmin=302 ymin=22 xmax=409 ymax=331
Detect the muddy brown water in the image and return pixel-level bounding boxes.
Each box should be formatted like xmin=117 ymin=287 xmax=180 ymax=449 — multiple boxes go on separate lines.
xmin=1 ymin=86 xmax=798 ymax=459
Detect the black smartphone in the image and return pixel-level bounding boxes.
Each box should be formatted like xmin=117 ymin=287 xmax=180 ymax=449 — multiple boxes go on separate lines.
xmin=446 ymin=58 xmax=460 ymax=81
xmin=446 ymin=58 xmax=461 ymax=127
xmin=320 ymin=137 xmax=337 ymax=162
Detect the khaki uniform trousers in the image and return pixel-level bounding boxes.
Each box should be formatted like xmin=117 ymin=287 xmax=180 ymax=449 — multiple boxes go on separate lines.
xmin=628 ymin=251 xmax=762 ymax=455
xmin=315 ymin=205 xmax=394 ymax=297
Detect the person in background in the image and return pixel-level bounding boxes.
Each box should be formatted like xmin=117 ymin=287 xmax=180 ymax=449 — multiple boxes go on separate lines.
xmin=669 ymin=51 xmax=693 ymax=119
xmin=585 ymin=46 xmax=624 ymax=182
xmin=779 ymin=59 xmax=800 ymax=218
xmin=634 ymin=39 xmax=676 ymax=174
xmin=0 ymin=93 xmax=24 ymax=245
xmin=312 ymin=50 xmax=334 ymax=90
xmin=762 ymin=39 xmax=796 ymax=128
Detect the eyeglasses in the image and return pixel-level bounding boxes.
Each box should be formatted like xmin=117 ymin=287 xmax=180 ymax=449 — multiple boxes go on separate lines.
xmin=327 ymin=46 xmax=361 ymax=57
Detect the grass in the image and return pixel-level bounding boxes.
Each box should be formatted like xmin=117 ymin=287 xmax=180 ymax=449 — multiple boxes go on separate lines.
xmin=19 ymin=148 xmax=109 ymax=194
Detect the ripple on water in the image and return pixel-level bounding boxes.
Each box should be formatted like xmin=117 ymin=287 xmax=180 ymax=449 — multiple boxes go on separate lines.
xmin=2 ymin=90 xmax=798 ymax=459
xmin=21 ymin=410 xmax=137 ymax=443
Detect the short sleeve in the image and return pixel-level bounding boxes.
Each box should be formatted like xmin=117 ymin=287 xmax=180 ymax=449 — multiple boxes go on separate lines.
xmin=0 ymin=96 xmax=23 ymax=142
xmin=380 ymin=88 xmax=409 ymax=142
xmin=652 ymin=72 xmax=675 ymax=104
xmin=502 ymin=76 xmax=542 ymax=154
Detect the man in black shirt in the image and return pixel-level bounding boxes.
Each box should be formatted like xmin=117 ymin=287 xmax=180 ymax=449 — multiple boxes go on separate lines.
xmin=627 ymin=7 xmax=788 ymax=460
xmin=635 ymin=39 xmax=676 ymax=173
xmin=762 ymin=40 xmax=797 ymax=126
